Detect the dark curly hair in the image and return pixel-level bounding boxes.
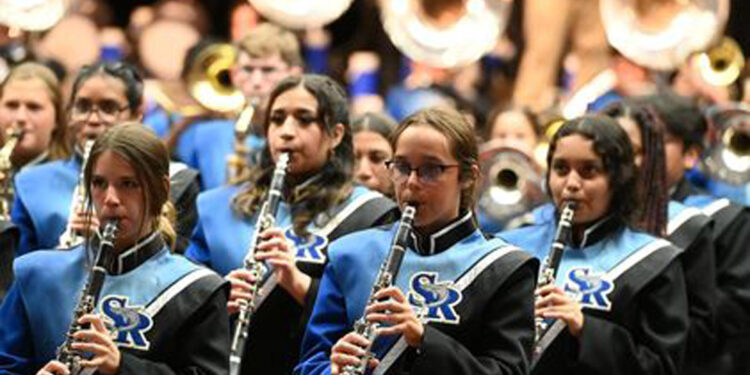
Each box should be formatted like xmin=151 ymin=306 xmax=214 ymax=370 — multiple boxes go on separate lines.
xmin=232 ymin=74 xmax=353 ymax=236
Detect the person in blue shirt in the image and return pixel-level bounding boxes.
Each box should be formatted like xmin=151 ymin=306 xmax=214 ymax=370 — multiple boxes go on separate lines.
xmin=0 ymin=123 xmax=229 ymax=375
xmin=498 ymin=115 xmax=688 ymax=375
xmin=186 ymin=74 xmax=396 ymax=375
xmin=296 ymin=107 xmax=538 ymax=375
xmin=10 ymin=61 xmax=200 ymax=256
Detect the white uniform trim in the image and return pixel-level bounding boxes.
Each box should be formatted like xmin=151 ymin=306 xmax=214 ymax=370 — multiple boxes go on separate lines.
xmin=703 ymin=198 xmax=731 ymax=217
xmin=666 ymin=207 xmax=703 ymax=236
xmin=374 ymin=246 xmax=522 ymax=375
xmin=145 ymin=268 xmax=215 ymax=317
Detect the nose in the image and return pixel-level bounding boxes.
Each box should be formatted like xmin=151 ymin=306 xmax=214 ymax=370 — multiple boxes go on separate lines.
xmin=103 ymin=185 xmax=121 ymax=207
xmin=563 ymin=170 xmax=582 ymax=193
xmin=278 ymin=116 xmax=297 ymax=141
xmin=355 ymin=159 xmax=374 ymax=182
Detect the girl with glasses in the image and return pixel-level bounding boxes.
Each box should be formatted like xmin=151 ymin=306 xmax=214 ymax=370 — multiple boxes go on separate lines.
xmin=185 ymin=74 xmax=397 ymax=375
xmin=10 ymin=61 xmax=201 ymax=256
xmin=498 ymin=115 xmax=689 ymax=375
xmin=0 ymin=124 xmax=229 ymax=375
xmin=296 ymin=107 xmax=537 ymax=375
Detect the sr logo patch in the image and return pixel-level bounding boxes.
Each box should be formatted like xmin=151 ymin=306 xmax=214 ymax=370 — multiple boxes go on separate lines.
xmin=100 ymin=295 xmax=153 ymax=350
xmin=563 ymin=267 xmax=614 ymax=311
xmin=407 ymin=272 xmax=462 ymax=324
xmin=285 ymin=227 xmax=328 ymax=264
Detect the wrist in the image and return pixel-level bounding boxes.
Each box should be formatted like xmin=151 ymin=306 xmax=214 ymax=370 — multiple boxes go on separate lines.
xmin=288 ymin=272 xmax=311 ymax=305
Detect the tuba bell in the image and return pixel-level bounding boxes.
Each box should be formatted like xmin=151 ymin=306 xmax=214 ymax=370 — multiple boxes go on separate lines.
xmin=247 ymin=0 xmax=354 ymax=29
xmin=186 ymin=43 xmax=246 ymax=114
xmin=702 ymin=104 xmax=750 ymax=185
xmin=478 ymin=144 xmax=546 ymax=229
xmin=379 ymin=0 xmax=513 ymax=67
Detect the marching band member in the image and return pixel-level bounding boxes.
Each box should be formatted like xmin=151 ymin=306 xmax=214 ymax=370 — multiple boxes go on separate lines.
xmin=604 ymin=99 xmax=718 ymax=373
xmin=498 ymin=115 xmax=688 ymax=375
xmin=645 ymin=92 xmax=750 ymax=375
xmin=0 ymin=124 xmax=229 ymax=375
xmin=296 ymin=107 xmax=538 ymax=375
xmin=185 ymin=74 xmax=397 ymax=375
xmin=352 ymin=112 xmax=397 ymax=196
xmin=10 ymin=61 xmax=200 ymax=256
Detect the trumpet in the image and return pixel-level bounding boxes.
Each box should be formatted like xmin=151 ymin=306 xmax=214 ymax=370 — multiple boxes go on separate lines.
xmin=58 ymin=140 xmax=95 ymax=249
xmin=342 ymin=205 xmax=417 ymax=375
xmin=56 ymin=219 xmax=118 ymax=375
xmin=534 ymin=201 xmax=576 ymax=345
xmin=0 ymin=128 xmax=23 ymax=221
xmin=702 ymin=104 xmax=750 ymax=185
xmin=229 ymin=152 xmax=290 ymax=375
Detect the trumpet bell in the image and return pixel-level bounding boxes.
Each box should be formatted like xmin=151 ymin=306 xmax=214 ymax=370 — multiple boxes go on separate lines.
xmin=703 ymin=104 xmax=750 ymax=185
xmin=187 ymin=43 xmax=245 ymax=113
xmin=695 ymin=37 xmax=745 ymax=87
xmin=600 ymin=0 xmax=730 ymax=71
xmin=380 ymin=0 xmax=512 ymax=67
xmin=478 ymin=146 xmax=545 ymax=227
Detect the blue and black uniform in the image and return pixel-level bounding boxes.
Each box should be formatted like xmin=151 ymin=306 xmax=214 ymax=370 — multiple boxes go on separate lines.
xmin=0 ymin=232 xmax=229 ymax=375
xmin=296 ymin=212 xmax=538 ymax=375
xmin=186 ymin=181 xmax=397 ymax=375
xmin=499 ymin=214 xmax=688 ymax=375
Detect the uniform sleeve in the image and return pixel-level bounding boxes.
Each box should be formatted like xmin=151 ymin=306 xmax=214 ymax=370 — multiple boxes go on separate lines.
xmin=577 ymin=260 xmax=688 ymax=375
xmin=185 ymin=214 xmax=212 ymax=267
xmin=9 ymin=192 xmax=37 ymax=258
xmin=713 ymin=209 xmax=750 ymax=349
xmin=0 ymin=283 xmax=35 ymax=375
xmin=118 ymin=284 xmax=230 ymax=375
xmin=408 ymin=261 xmax=535 ymax=375
xmin=295 ymin=264 xmax=347 ymax=375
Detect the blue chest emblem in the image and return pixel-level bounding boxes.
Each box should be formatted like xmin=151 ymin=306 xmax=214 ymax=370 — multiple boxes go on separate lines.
xmin=563 ymin=267 xmax=614 ymax=311
xmin=100 ymin=295 xmax=154 ymax=350
xmin=407 ymin=272 xmax=462 ymax=324
xmin=285 ymin=227 xmax=328 ymax=264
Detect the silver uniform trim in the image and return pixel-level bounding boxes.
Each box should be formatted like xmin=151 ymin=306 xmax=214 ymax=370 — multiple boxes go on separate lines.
xmin=667 ymin=207 xmax=703 ymax=236
xmin=703 ymin=198 xmax=731 ymax=217
xmin=374 ymin=245 xmax=521 ymax=375
xmin=145 ymin=268 xmax=216 ymax=317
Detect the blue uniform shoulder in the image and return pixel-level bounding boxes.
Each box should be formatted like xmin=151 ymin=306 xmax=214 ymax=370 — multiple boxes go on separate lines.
xmin=13 ymin=247 xmax=84 ymax=288
xmin=15 ymin=158 xmax=76 ymax=185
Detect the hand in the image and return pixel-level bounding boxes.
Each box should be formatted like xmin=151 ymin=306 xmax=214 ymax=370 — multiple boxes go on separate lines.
xmin=69 ymin=209 xmax=100 ymax=238
xmin=254 ymin=227 xmax=311 ymax=305
xmin=535 ymin=284 xmax=584 ymax=337
xmin=225 ymin=269 xmax=257 ymax=315
xmin=36 ymin=360 xmax=69 ymax=375
xmin=366 ymin=287 xmax=424 ymax=348
xmin=71 ymin=314 xmax=121 ymax=375
xmin=330 ymin=331 xmax=379 ymax=375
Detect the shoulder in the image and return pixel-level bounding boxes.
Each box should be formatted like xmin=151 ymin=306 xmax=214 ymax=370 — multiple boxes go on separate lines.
xmin=327 ymin=224 xmax=393 ymax=260
xmin=197 ymin=184 xmax=242 ymax=206
xmin=161 ymin=253 xmax=227 ymax=295
xmin=13 ymin=246 xmax=84 ymax=288
xmin=15 ymin=159 xmax=75 ymax=185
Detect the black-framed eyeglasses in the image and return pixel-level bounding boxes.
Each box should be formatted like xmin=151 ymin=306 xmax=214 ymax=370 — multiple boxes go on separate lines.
xmin=385 ymin=160 xmax=459 ymax=183
xmin=69 ymin=99 xmax=130 ymax=122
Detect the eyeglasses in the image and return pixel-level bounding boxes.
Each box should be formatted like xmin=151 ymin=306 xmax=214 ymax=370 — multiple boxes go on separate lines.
xmin=385 ymin=160 xmax=459 ymax=184
xmin=69 ymin=99 xmax=130 ymax=122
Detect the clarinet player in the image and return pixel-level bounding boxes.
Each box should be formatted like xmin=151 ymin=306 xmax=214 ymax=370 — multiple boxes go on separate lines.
xmin=296 ymin=107 xmax=538 ymax=375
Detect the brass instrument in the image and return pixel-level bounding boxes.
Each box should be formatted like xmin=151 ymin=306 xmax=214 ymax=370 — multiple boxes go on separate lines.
xmin=58 ymin=140 xmax=95 ymax=249
xmin=248 ymin=0 xmax=354 ymax=29
xmin=379 ymin=0 xmax=512 ymax=67
xmin=600 ymin=0 xmax=730 ymax=71
xmin=0 ymin=0 xmax=68 ymax=32
xmin=186 ymin=43 xmax=245 ymax=114
xmin=702 ymin=104 xmax=750 ymax=185
xmin=226 ymin=102 xmax=257 ymax=184
xmin=229 ymin=152 xmax=290 ymax=375
xmin=478 ymin=146 xmax=545 ymax=229
xmin=342 ymin=205 xmax=417 ymax=375
xmin=0 ymin=128 xmax=23 ymax=221
xmin=56 ymin=219 xmax=118 ymax=375
xmin=695 ymin=36 xmax=746 ymax=87
xmin=534 ymin=201 xmax=576 ymax=346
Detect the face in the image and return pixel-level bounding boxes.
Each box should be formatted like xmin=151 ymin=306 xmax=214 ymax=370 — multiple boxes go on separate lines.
xmin=353 ymin=130 xmax=392 ymax=194
xmin=663 ymin=131 xmax=687 ymax=188
xmin=266 ymin=86 xmax=343 ymax=177
xmin=0 ymin=78 xmax=57 ymax=162
xmin=490 ymin=111 xmax=538 ymax=156
xmin=91 ymin=151 xmax=151 ymax=252
xmin=391 ymin=124 xmax=466 ymax=234
xmin=548 ymin=135 xmax=612 ymax=225
xmin=69 ymin=75 xmax=134 ymax=150
xmin=232 ymin=52 xmax=294 ymax=103
xmin=616 ymin=117 xmax=643 ymax=167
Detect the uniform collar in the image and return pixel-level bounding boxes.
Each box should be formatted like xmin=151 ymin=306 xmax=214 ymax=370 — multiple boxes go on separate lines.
xmin=572 ymin=214 xmax=623 ymax=248
xmin=89 ymin=232 xmax=165 ymax=275
xmin=19 ymin=151 xmax=49 ymax=170
xmin=670 ymin=177 xmax=709 ymax=202
xmin=409 ymin=211 xmax=477 ymax=256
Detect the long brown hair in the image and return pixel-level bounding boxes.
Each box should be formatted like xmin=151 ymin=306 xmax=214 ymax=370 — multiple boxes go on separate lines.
xmin=83 ymin=123 xmax=177 ymax=249
xmin=1 ymin=62 xmax=70 ymax=160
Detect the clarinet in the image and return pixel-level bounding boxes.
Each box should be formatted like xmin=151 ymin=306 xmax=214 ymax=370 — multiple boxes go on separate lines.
xmin=342 ymin=205 xmax=417 ymax=375
xmin=56 ymin=219 xmax=119 ymax=375
xmin=229 ymin=152 xmax=290 ymax=375
xmin=534 ymin=201 xmax=576 ymax=343
xmin=58 ymin=140 xmax=96 ymax=249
